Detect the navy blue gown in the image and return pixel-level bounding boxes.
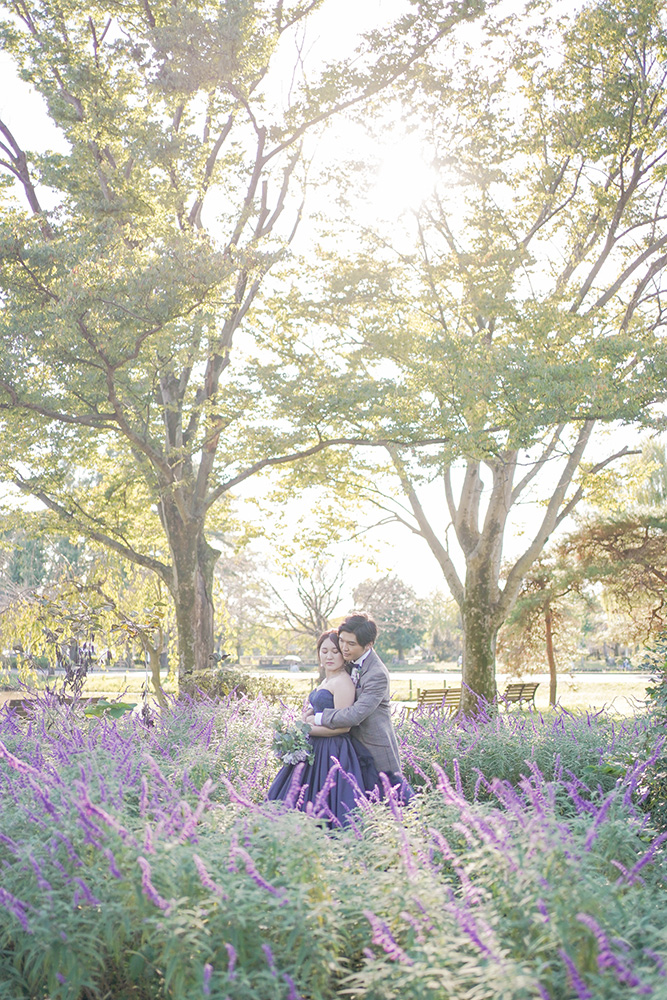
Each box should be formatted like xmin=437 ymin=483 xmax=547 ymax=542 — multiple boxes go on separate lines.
xmin=267 ymin=688 xmax=380 ymax=827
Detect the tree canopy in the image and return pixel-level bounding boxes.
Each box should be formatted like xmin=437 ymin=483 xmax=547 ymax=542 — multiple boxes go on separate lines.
xmin=0 ymin=0 xmax=480 ymax=677
xmin=270 ymin=0 xmax=667 ymax=711
xmin=2 ymin=0 xmax=666 ymax=710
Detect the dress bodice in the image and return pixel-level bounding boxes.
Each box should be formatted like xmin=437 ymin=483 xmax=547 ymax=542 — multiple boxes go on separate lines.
xmin=309 ymin=687 xmax=335 ymax=712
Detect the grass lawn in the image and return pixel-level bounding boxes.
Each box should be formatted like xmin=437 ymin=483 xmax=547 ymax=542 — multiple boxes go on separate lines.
xmin=0 ymin=665 xmax=651 ymax=716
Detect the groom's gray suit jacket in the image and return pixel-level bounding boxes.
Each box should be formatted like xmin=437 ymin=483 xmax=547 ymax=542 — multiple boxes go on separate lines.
xmin=319 ymin=647 xmax=401 ymax=774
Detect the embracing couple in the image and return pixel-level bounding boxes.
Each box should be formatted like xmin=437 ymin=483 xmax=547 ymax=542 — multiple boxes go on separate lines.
xmin=267 ymin=613 xmax=411 ymax=827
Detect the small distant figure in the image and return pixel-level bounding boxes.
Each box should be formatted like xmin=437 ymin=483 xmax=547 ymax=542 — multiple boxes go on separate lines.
xmin=457 ymin=654 xmax=463 ymax=669
xmin=622 ymin=657 xmax=631 ymax=671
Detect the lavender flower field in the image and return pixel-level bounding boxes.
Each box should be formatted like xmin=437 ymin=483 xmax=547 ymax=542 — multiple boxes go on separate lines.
xmin=2 ymin=692 xmax=667 ymax=1000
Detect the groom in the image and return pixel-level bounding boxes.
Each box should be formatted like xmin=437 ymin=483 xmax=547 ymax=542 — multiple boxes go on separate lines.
xmin=305 ymin=612 xmax=408 ymax=792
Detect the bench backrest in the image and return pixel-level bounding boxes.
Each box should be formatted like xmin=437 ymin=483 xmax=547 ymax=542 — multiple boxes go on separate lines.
xmin=502 ymin=682 xmax=539 ymax=702
xmin=413 ymin=687 xmax=461 ymax=713
xmin=416 ymin=688 xmax=448 ymax=706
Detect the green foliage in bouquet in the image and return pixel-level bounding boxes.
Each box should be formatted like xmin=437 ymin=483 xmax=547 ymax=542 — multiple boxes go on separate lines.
xmin=271 ymin=719 xmax=315 ymax=766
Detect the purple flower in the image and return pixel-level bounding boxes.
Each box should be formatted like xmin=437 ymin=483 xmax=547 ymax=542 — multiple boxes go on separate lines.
xmin=225 ymin=942 xmax=237 ymax=980
xmin=363 ymin=911 xmax=413 ymax=965
xmin=283 ymin=972 xmax=302 ymax=999
xmin=228 ymin=837 xmax=286 ymax=901
xmin=103 ymin=849 xmax=123 ymax=880
xmin=140 ymin=776 xmax=149 ymax=816
xmin=0 ymin=740 xmax=47 ymax=780
xmin=400 ymin=909 xmax=426 ymax=944
xmin=179 ymin=779 xmax=215 ymax=843
xmin=576 ymin=914 xmax=651 ymax=990
xmin=218 ymin=775 xmax=254 ymax=808
xmin=202 ymin=962 xmax=213 ymax=995
xmin=75 ymin=783 xmax=133 ymax=843
xmin=643 ymin=949 xmax=666 ymax=976
xmin=72 ymin=877 xmax=101 ymax=907
xmin=625 ymin=831 xmax=667 ymax=884
xmin=0 ymin=887 xmax=32 ymax=933
xmin=559 ymin=948 xmax=593 ymax=1000
xmin=137 ymin=857 xmax=171 ymax=912
xmin=143 ymin=823 xmax=156 ymax=854
xmin=28 ymin=854 xmax=52 ymax=893
xmin=262 ymin=943 xmax=277 ymax=975
xmin=193 ymin=854 xmax=226 ymax=897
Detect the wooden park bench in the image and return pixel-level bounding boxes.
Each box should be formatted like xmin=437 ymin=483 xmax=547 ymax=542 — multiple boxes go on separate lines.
xmin=500 ymin=681 xmax=539 ymax=709
xmin=407 ymin=686 xmax=461 ymax=717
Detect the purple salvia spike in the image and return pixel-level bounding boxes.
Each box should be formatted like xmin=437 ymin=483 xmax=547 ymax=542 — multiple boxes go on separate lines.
xmin=283 ymin=972 xmax=302 ymax=1000
xmin=583 ymin=793 xmax=615 ymax=851
xmin=0 ymin=887 xmax=32 ymax=933
xmin=75 ymin=782 xmax=134 ymax=843
xmin=179 ymin=779 xmax=216 ymax=843
xmin=453 ymin=758 xmax=463 ymax=795
xmin=143 ymin=824 xmax=155 ymax=854
xmin=313 ymin=760 xmax=343 ymax=812
xmin=228 ymin=839 xmax=286 ymax=901
xmin=262 ymin=943 xmax=277 ymax=975
xmin=363 ymin=910 xmax=413 ymax=965
xmin=140 ymin=776 xmax=149 ymax=816
xmin=448 ymin=903 xmax=497 ymax=959
xmin=559 ymin=948 xmax=593 ymax=999
xmin=643 ymin=949 xmax=666 ymax=976
xmin=28 ymin=854 xmax=52 ymax=893
xmin=218 ymin=775 xmax=255 ymax=808
xmin=379 ymin=772 xmax=405 ymax=823
xmin=137 ymin=856 xmax=171 ymax=912
xmin=193 ymin=853 xmax=226 ymax=897
xmin=0 ymin=739 xmax=50 ymax=780
xmin=224 ymin=942 xmax=237 ymax=980
xmin=625 ymin=831 xmax=667 ymax=884
xmin=400 ymin=910 xmax=426 ymax=944
xmin=71 ymin=877 xmax=101 ymax=907
xmin=104 ymin=849 xmax=123 ymax=879
xmin=202 ymin=962 xmax=213 ymax=996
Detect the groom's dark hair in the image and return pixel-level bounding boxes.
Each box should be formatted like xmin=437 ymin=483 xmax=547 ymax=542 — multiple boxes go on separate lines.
xmin=338 ymin=613 xmax=377 ymax=646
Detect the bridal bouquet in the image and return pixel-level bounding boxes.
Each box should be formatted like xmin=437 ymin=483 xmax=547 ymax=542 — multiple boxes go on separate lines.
xmin=271 ymin=719 xmax=315 ymax=766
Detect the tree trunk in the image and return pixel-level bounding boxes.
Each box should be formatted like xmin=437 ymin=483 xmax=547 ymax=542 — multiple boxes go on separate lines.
xmin=146 ymin=643 xmax=168 ymax=712
xmin=460 ymin=575 xmax=500 ymax=715
xmin=194 ymin=536 xmax=219 ymax=674
xmin=167 ymin=523 xmax=220 ymax=680
xmin=544 ymin=605 xmax=557 ymax=707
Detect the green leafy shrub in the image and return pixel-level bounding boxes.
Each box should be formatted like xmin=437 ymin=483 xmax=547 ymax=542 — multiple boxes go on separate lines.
xmin=2 ymin=692 xmax=667 ymax=998
xmin=179 ymin=667 xmax=301 ymax=705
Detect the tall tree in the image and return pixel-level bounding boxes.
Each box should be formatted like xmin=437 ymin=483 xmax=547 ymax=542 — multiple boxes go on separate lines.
xmin=497 ymin=557 xmax=590 ymax=707
xmin=353 ymin=574 xmax=424 ymax=660
xmin=0 ymin=0 xmax=481 ymax=677
xmin=289 ymin=0 xmax=667 ymax=712
xmin=268 ymin=559 xmax=347 ymax=639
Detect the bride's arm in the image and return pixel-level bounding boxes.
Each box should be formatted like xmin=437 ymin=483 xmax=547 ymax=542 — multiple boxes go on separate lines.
xmin=306 ymin=676 xmax=355 ymax=734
